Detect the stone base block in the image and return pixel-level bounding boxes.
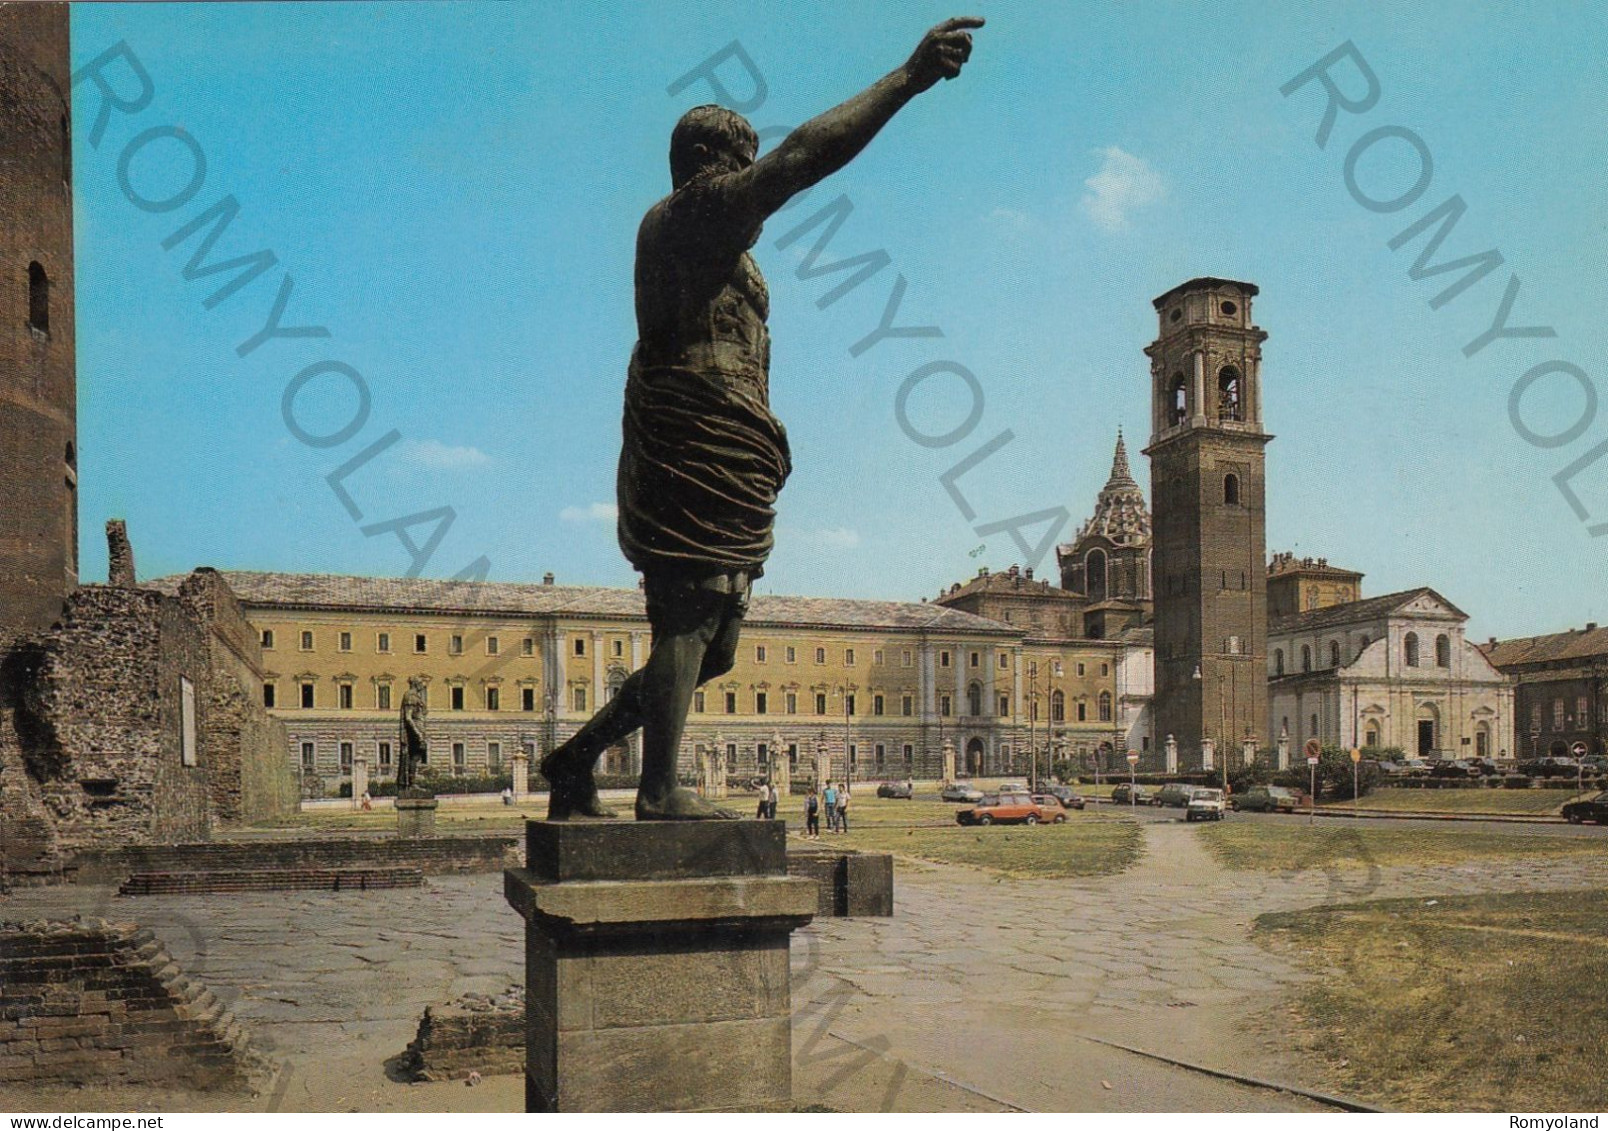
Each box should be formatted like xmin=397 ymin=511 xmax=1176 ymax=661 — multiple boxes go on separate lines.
xmin=395 ymin=795 xmax=438 ymax=838
xmin=505 ymin=820 xmax=814 ymax=1113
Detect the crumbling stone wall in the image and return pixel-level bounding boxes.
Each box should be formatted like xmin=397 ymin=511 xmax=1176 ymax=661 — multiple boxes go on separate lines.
xmin=177 ymin=569 xmax=295 ymax=824
xmin=401 ymin=986 xmax=525 ymax=1081
xmin=20 ymin=586 xmax=213 ymax=852
xmin=0 ymin=918 xmax=269 ymax=1090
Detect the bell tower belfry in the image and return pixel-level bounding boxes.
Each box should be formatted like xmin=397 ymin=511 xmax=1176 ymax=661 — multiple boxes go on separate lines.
xmin=1143 ymin=278 xmax=1270 ymax=769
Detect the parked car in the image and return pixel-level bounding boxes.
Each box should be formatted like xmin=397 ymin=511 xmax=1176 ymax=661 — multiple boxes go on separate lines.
xmin=1042 ymin=783 xmax=1086 ymax=810
xmin=940 ymin=782 xmax=984 ymax=804
xmin=876 ymin=780 xmax=914 ymax=799
xmin=1380 ymin=758 xmax=1431 ymax=778
xmin=1520 ymin=757 xmax=1582 ymax=779
xmin=1562 ymin=790 xmax=1608 ymax=824
xmin=995 ymin=781 xmax=1030 ymax=795
xmin=1581 ymin=756 xmax=1608 ymax=775
xmin=1430 ymin=759 xmax=1482 ymax=779
xmin=1109 ymin=783 xmax=1154 ymax=806
xmin=1469 ymin=757 xmax=1505 ymax=776
xmin=1230 ymin=785 xmax=1305 ymax=813
xmin=1153 ymin=783 xmax=1194 ymax=809
xmin=1185 ymin=787 xmax=1226 ymax=821
xmin=956 ymin=792 xmax=1063 ymax=826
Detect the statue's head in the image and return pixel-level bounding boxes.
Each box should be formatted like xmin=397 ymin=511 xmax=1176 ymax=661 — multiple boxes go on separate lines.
xmin=407 ymin=675 xmax=428 ymax=696
xmin=670 ymin=104 xmax=757 ymax=188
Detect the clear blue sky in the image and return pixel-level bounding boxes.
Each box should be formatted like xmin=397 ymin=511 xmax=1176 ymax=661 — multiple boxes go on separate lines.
xmin=69 ymin=1 xmax=1608 ymax=640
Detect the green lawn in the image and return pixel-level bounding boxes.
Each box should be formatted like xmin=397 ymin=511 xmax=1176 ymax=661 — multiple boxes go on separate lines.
xmin=1199 ymin=820 xmax=1607 ymax=871
xmin=1324 ymin=787 xmax=1581 ymax=815
xmin=835 ymin=812 xmax=1144 ymax=878
xmin=1256 ymin=890 xmax=1608 ymax=1111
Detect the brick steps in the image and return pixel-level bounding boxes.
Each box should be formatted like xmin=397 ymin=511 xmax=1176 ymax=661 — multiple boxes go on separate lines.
xmin=118 ymin=867 xmax=423 ymax=895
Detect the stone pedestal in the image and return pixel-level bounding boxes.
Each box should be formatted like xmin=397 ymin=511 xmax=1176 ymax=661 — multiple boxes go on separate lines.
xmin=396 ymin=793 xmax=438 ymax=837
xmin=941 ymin=738 xmax=956 ymax=784
xmin=504 ymin=821 xmax=816 ymax=1112
xmin=1165 ymin=734 xmax=1179 ymax=774
xmin=814 ymin=743 xmax=831 ymax=789
xmin=1200 ymin=738 xmax=1215 ymax=772
xmin=770 ymin=737 xmax=790 ymax=796
xmin=511 ymin=752 xmax=530 ymax=801
xmin=351 ymin=757 xmax=368 ymax=810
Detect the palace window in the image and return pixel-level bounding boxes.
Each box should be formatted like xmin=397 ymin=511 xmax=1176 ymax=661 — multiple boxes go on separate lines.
xmin=940 ymin=694 xmax=952 ymax=717
xmin=1274 ymin=649 xmax=1285 ymax=676
xmin=875 ymin=743 xmax=886 ymax=768
xmin=263 ymin=683 xmax=276 ymax=708
xmin=1051 ymin=690 xmax=1065 ymax=722
xmin=694 ymin=691 xmax=705 ymax=713
xmin=1435 ymin=634 xmax=1450 ymax=668
xmin=1330 ymin=640 xmax=1341 ymax=667
xmin=486 ymin=687 xmax=500 ymax=711
xmin=874 ymin=649 xmax=884 ymax=665
xmin=967 ymin=682 xmax=983 ymax=717
xmin=940 ymin=651 xmax=951 ymax=668
xmin=848 ymin=744 xmax=858 ymax=770
xmin=903 ymin=743 xmax=914 ymax=765
xmin=726 ymin=743 xmax=737 ymax=771
xmin=755 ymin=644 xmax=767 ymax=663
xmin=451 ymin=635 xmax=464 ymax=655
xmin=785 ymin=645 xmax=797 ymax=663
xmin=338 ymin=683 xmax=354 ymax=710
xmin=815 ymin=692 xmax=827 ymax=714
xmin=756 ymin=691 xmax=768 ymax=715
xmin=377 ymin=682 xmax=392 ymax=711
xmin=970 ymin=651 xmax=980 ymax=668
xmin=999 ymin=653 xmax=1009 ymax=670
xmin=1098 ymin=692 xmax=1112 ymax=722
xmin=340 ymin=742 xmax=353 ymax=774
xmin=574 ymin=686 xmax=587 ymax=712
xmin=377 ymin=632 xmax=391 ymax=653
xmin=522 ymin=638 xmax=535 ymax=656
xmin=451 ymin=686 xmax=465 ymax=711
xmin=1100 ymin=663 xmax=1109 ymax=676
xmin=1554 ymin=699 xmax=1565 ymax=731
xmin=488 ymin=636 xmax=500 ymax=656
xmin=378 ymin=741 xmax=392 ymax=768
xmin=300 ymin=682 xmax=314 ymax=709
xmin=725 ymin=691 xmax=737 ymax=714
xmin=1301 ymin=645 xmax=1312 ymax=672
xmin=574 ymin=637 xmax=586 ymax=657
xmin=301 ymin=742 xmax=315 ymax=772
xmin=523 ymin=687 xmax=536 ymax=711
xmin=815 ymin=647 xmax=826 ymax=665
xmin=613 ymin=639 xmax=623 ymax=657
xmin=261 ymin=629 xmax=275 ymax=649
xmin=414 ymin=633 xmax=427 ymax=653
xmin=1404 ymin=633 xmax=1420 ymax=667
xmin=452 ymin=742 xmax=466 ymax=773
xmin=845 ymin=693 xmax=856 ymax=716
xmin=845 ymin=648 xmax=856 ymax=666
xmin=902 ymin=694 xmax=914 ymax=717
xmin=999 ymin=694 xmax=1010 ymax=717
xmin=488 ymin=742 xmax=502 ymax=770
xmin=902 ymin=650 xmax=913 ymax=667
xmin=339 ymin=631 xmax=352 ymax=652
xmin=788 ymin=743 xmax=799 ymax=768
xmin=1579 ymin=696 xmax=1590 ymax=723
xmin=1077 ymin=701 xmax=1087 ymax=722
xmin=873 ymin=694 xmax=884 ymax=716
xmin=786 ymin=691 xmax=798 ymax=714
xmin=300 ymin=630 xmax=314 ymax=651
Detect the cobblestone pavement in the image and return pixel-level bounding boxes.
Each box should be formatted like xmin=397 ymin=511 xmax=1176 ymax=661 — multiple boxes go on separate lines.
xmin=2 ymin=821 xmax=1603 ymax=1112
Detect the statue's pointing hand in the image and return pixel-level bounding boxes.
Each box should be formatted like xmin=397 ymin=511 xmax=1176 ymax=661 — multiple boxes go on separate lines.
xmin=906 ymin=16 xmax=984 ymax=92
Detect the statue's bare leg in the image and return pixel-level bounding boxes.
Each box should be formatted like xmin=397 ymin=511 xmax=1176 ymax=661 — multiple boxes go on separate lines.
xmin=635 ymin=594 xmax=743 ymax=821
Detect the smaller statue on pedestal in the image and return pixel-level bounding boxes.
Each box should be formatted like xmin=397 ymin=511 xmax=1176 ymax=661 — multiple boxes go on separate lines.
xmin=397 ymin=675 xmax=430 ymax=794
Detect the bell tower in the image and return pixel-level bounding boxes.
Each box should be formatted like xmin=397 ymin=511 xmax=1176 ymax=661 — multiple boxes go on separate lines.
xmin=1143 ymin=278 xmax=1270 ymax=769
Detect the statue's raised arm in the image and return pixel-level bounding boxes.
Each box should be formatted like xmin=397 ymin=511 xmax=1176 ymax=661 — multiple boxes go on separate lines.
xmin=708 ymin=17 xmax=984 ymax=220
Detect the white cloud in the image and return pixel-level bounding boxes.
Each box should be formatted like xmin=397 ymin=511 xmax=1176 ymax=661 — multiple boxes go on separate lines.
xmin=1080 ymin=147 xmax=1165 ymax=232
xmin=810 ymin=527 xmax=860 ymax=549
xmin=560 ymin=502 xmax=618 ymax=524
xmin=986 ymin=207 xmax=1033 ymax=233
xmin=404 ymin=438 xmax=490 ymax=469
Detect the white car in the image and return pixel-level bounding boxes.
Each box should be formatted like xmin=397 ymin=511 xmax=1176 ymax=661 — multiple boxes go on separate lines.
xmin=1185 ymin=787 xmax=1226 ymax=821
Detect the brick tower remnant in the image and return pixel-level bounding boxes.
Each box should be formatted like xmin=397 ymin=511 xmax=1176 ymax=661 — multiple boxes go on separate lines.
xmin=1144 ymin=278 xmax=1271 ymax=769
xmin=0 ymin=2 xmax=76 ymax=656
xmin=106 ymin=520 xmax=136 ymax=587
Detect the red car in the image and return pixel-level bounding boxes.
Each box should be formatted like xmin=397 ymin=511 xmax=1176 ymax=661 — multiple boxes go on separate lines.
xmin=956 ymin=792 xmax=1064 ymax=826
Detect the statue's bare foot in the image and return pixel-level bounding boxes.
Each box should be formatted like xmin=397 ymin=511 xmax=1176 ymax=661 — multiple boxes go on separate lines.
xmin=540 ymin=750 xmax=618 ymax=821
xmin=635 ymin=787 xmax=741 ymax=821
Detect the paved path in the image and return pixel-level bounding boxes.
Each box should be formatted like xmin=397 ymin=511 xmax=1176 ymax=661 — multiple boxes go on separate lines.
xmin=3 ymin=820 xmax=1603 ymax=1112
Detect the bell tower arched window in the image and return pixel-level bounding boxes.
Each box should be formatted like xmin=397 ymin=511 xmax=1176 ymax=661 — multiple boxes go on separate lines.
xmin=1086 ymin=548 xmax=1107 ymax=603
xmin=1218 ymin=367 xmax=1242 ymax=422
xmin=1435 ymin=633 xmax=1450 ymax=668
xmin=1170 ymin=374 xmax=1187 ymax=426
xmin=1223 ymin=473 xmax=1240 ymax=505
xmin=1404 ymin=632 xmax=1420 ymax=667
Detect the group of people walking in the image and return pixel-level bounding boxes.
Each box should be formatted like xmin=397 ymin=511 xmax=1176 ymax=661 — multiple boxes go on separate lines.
xmin=803 ymin=781 xmax=851 ymax=837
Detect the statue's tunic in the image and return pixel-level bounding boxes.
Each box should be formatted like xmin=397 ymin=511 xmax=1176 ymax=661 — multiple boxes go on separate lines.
xmin=618 ymin=171 xmax=792 ymax=579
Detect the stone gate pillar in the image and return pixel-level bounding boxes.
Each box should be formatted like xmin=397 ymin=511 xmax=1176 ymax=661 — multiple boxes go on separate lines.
xmin=511 ymin=750 xmax=530 ymax=801
xmin=351 ymin=757 xmax=368 ymax=810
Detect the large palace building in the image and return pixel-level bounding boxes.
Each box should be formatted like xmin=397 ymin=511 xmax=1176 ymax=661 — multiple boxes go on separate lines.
xmin=210 ymin=571 xmax=1134 ymax=794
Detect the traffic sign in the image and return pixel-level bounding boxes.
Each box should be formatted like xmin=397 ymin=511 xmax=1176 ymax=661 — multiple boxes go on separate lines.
xmin=1572 ymin=741 xmax=1588 ymax=757
xmin=1349 ymin=747 xmax=1362 ymax=763
xmin=1303 ymin=738 xmax=1322 ymax=760
xmin=1307 ymin=755 xmax=1320 ymax=767
xmin=1126 ymin=751 xmax=1140 ymax=765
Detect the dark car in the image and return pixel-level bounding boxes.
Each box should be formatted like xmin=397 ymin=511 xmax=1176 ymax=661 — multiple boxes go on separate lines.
xmin=1231 ymin=785 xmax=1305 ymax=813
xmin=1153 ymin=783 xmax=1193 ymax=809
xmin=1522 ymin=757 xmax=1582 ymax=779
xmin=1430 ymin=759 xmax=1481 ymax=779
xmin=876 ymin=780 xmax=914 ymax=799
xmin=940 ymin=782 xmax=984 ymax=804
xmin=1562 ymin=790 xmax=1608 ymax=824
xmin=1581 ymin=756 xmax=1608 ymax=775
xmin=1469 ymin=757 xmax=1505 ymax=776
xmin=1109 ymin=783 xmax=1153 ymax=806
xmin=1042 ymin=783 xmax=1086 ymax=810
